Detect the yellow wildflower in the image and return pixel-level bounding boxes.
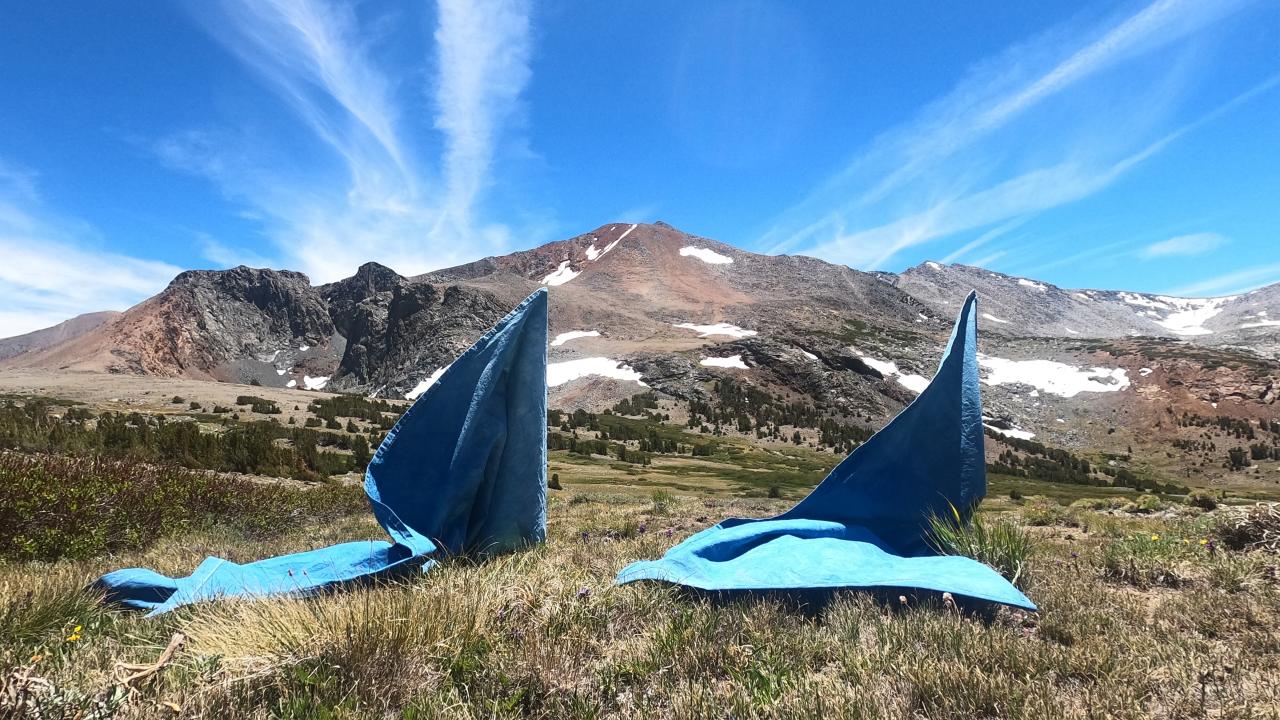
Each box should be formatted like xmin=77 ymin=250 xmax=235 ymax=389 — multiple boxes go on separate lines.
xmin=65 ymin=624 xmax=82 ymax=642
xmin=1200 ymin=538 xmax=1209 ymax=545
xmin=1150 ymin=534 xmax=1160 ymax=542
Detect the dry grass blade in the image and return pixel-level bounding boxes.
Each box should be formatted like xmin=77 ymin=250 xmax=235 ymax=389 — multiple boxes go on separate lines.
xmin=115 ymin=631 xmax=185 ymax=688
xmin=1214 ymin=502 xmax=1280 ymax=552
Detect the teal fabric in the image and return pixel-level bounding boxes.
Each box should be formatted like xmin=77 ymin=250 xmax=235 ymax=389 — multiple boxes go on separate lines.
xmin=96 ymin=288 xmax=549 ymax=616
xmin=617 ymin=292 xmax=1035 ymax=610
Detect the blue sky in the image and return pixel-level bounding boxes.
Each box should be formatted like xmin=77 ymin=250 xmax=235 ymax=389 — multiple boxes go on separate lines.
xmin=0 ymin=0 xmax=1277 ymax=335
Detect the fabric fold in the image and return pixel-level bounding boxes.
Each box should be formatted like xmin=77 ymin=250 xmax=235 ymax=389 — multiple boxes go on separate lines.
xmin=97 ymin=288 xmax=549 ymax=616
xmin=616 ymin=291 xmax=1035 ymax=611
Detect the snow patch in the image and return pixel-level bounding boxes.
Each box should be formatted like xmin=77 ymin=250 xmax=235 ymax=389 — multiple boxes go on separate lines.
xmin=1064 ymin=327 xmax=1079 ymax=334
xmin=982 ymin=313 xmax=1010 ymax=324
xmin=1118 ymin=292 xmax=1169 ymax=310
xmin=286 ymin=379 xmax=296 ymax=389
xmin=679 ymin=246 xmax=733 ymax=265
xmin=541 ymin=260 xmax=580 ymax=286
xmin=673 ymin=322 xmax=757 ymax=338
xmin=276 ymin=367 xmax=286 ymax=376
xmin=1151 ymin=295 xmax=1233 ymax=336
xmin=700 ymin=355 xmax=749 ymax=370
xmin=1139 ymin=367 xmax=1153 ymax=376
xmin=299 ymin=345 xmax=310 ymax=352
xmin=985 ymin=423 xmax=1036 ymax=440
xmin=406 ymin=365 xmax=450 ymax=400
xmin=802 ymin=350 xmax=818 ymax=360
xmin=257 ymin=350 xmax=280 ymax=363
xmin=857 ymin=354 xmax=930 ymax=394
xmin=925 ymin=261 xmax=941 ymax=270
xmin=1241 ymin=319 xmax=1280 ymax=329
xmin=551 ymin=330 xmax=600 ymax=347
xmin=584 ymin=244 xmax=600 ymax=261
xmin=978 ymin=355 xmax=1129 ymax=398
xmin=302 ymin=375 xmax=329 ymax=391
xmin=547 ymin=357 xmax=646 ymax=387
xmin=1017 ymin=278 xmax=1047 ymax=291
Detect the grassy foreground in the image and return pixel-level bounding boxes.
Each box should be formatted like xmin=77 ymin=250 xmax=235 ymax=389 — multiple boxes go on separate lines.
xmin=3 ymin=477 xmax=1279 ymax=719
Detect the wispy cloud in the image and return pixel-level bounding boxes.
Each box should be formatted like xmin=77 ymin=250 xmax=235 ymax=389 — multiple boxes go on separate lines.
xmin=433 ymin=0 xmax=532 ymax=239
xmin=761 ymin=0 xmax=1262 ymax=271
xmin=1139 ymin=232 xmax=1228 ymax=259
xmin=164 ymin=0 xmax=535 ymax=283
xmin=0 ymin=161 xmax=179 ymax=336
xmin=939 ymin=217 xmax=1027 ymax=264
xmin=1164 ymin=262 xmax=1280 ymax=297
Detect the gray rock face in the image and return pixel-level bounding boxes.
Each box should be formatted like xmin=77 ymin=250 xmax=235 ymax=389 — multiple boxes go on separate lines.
xmin=327 ymin=280 xmax=511 ymax=397
xmin=168 ymin=266 xmax=335 ymax=362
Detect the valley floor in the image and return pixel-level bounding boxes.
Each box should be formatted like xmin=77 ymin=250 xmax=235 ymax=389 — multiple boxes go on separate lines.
xmin=3 ymin=470 xmax=1279 ymax=719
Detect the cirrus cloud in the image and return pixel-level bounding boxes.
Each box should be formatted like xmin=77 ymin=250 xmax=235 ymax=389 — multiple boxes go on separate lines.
xmin=1139 ymin=232 xmax=1228 ymax=259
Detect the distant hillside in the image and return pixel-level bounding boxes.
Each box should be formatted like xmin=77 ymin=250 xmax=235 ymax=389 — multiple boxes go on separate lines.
xmin=0 ymin=311 xmax=120 ymax=361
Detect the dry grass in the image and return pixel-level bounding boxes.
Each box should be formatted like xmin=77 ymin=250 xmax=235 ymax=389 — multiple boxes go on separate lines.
xmin=2 ymin=487 xmax=1279 ymax=719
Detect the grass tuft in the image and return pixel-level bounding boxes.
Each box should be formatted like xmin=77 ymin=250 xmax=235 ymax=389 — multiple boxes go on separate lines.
xmin=926 ymin=506 xmax=1037 ymax=588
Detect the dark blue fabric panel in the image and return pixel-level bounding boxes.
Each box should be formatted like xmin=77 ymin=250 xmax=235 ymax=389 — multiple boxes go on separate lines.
xmin=96 ymin=288 xmax=549 ymax=616
xmin=617 ymin=293 xmax=1035 ymax=611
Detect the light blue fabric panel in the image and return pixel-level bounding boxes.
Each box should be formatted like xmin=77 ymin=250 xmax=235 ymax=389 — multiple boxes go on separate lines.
xmin=96 ymin=288 xmax=549 ymax=616
xmin=617 ymin=292 xmax=1035 ymax=611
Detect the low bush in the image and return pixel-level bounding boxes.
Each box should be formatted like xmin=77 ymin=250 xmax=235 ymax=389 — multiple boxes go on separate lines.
xmin=1020 ymin=500 xmax=1074 ymax=527
xmin=0 ymin=453 xmax=366 ymax=562
xmin=1132 ymin=494 xmax=1166 ymax=514
xmin=1186 ymin=488 xmax=1220 ymax=510
xmin=1069 ymin=497 xmax=1130 ymax=511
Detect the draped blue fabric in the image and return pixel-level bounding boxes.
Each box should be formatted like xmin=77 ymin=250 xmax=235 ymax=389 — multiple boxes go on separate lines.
xmin=96 ymin=288 xmax=549 ymax=616
xmin=617 ymin=292 xmax=1035 ymax=610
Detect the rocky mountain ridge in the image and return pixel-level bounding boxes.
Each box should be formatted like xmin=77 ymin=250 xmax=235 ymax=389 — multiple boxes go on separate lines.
xmin=2 ymin=221 xmax=1277 ymax=490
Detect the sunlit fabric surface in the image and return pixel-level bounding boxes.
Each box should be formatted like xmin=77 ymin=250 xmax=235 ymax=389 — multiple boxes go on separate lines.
xmin=617 ymin=292 xmax=1035 ymax=610
xmin=97 ymin=289 xmax=549 ymax=616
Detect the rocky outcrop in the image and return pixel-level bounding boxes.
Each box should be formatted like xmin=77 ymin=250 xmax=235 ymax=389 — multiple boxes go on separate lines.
xmin=327 ymin=281 xmax=510 ymax=396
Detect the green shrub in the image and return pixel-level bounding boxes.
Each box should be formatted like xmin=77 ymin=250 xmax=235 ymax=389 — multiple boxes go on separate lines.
xmin=0 ymin=454 xmax=366 ymax=562
xmin=1070 ymin=497 xmax=1128 ymax=511
xmin=236 ymin=395 xmax=282 ymax=414
xmin=1021 ymin=500 xmax=1074 ymax=527
xmin=1186 ymin=489 xmax=1219 ymax=510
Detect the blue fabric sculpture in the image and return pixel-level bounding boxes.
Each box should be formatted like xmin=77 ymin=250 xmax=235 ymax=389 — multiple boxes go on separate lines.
xmin=617 ymin=292 xmax=1035 ymax=611
xmin=97 ymin=288 xmax=549 ymax=616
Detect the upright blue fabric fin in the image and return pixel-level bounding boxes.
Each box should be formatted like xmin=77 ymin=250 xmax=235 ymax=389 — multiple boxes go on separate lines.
xmin=96 ymin=289 xmax=548 ymax=616
xmin=617 ymin=292 xmax=1035 ymax=610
